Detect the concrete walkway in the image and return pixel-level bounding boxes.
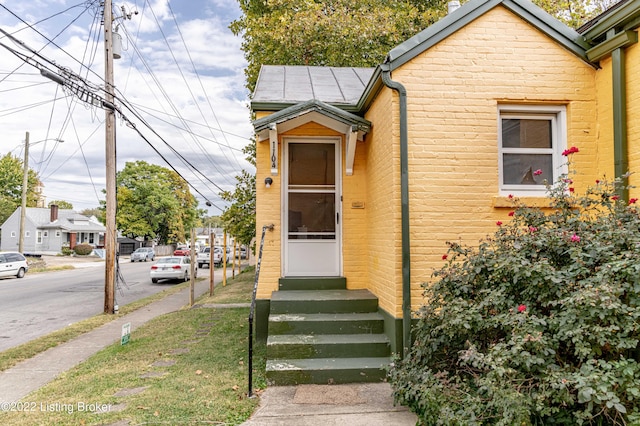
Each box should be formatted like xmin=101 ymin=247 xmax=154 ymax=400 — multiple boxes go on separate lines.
xmin=241 ymin=383 xmax=417 ymax=425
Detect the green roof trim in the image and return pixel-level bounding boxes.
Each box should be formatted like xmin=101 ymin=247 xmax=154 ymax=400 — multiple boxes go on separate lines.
xmin=385 ymin=0 xmax=590 ymax=71
xmin=253 ymin=99 xmax=372 ymax=134
xmin=580 ymin=0 xmax=640 ymax=42
xmin=587 ymin=30 xmax=638 ymax=61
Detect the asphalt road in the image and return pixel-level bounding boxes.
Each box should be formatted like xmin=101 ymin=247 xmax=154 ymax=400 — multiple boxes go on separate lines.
xmin=0 ymin=260 xmax=195 ymax=352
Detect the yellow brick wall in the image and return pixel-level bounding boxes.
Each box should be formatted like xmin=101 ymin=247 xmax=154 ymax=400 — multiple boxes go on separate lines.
xmin=363 ymin=88 xmax=403 ymax=316
xmin=625 ymin=41 xmax=640 ymax=198
xmin=255 ymin=116 xmax=282 ymax=299
xmin=593 ymin=39 xmax=640 ymax=199
xmin=594 ymin=55 xmax=615 ymax=181
xmin=388 ymin=6 xmax=597 ymax=312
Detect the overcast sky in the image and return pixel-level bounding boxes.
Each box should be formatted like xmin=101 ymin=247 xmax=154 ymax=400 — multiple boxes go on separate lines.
xmin=0 ymin=0 xmax=253 ymax=215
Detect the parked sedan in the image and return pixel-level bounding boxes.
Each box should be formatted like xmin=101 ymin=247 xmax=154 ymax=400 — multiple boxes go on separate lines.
xmin=173 ymin=246 xmax=190 ymax=256
xmin=130 ymin=247 xmax=155 ymax=262
xmin=150 ymin=256 xmax=196 ymax=283
xmin=0 ymin=252 xmax=29 ymax=279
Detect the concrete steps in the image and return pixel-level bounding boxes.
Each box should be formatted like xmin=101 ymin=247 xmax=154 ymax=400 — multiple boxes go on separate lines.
xmin=266 ymin=279 xmax=390 ymax=385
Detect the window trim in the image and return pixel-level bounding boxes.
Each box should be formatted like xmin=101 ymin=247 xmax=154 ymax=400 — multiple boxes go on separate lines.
xmin=498 ymin=104 xmax=567 ymax=196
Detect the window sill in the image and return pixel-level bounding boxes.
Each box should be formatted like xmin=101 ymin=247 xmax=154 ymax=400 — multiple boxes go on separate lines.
xmin=492 ymin=196 xmax=553 ymax=208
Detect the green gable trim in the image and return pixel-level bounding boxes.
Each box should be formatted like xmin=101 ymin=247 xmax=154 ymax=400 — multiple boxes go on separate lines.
xmin=587 ymin=30 xmax=638 ymax=61
xmin=581 ymin=0 xmax=640 ymax=42
xmin=253 ymin=99 xmax=371 ymax=134
xmin=386 ymin=0 xmax=590 ymax=72
xmin=251 ymin=101 xmax=363 ymax=114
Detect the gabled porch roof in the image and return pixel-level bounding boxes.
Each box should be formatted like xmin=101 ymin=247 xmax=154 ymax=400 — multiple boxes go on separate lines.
xmin=253 ymin=99 xmax=371 ymax=177
xmin=253 ymin=99 xmax=371 ymax=141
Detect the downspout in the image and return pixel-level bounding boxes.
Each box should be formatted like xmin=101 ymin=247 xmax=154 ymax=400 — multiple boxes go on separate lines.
xmin=612 ymin=46 xmax=629 ymax=201
xmin=380 ymin=63 xmax=412 ymax=357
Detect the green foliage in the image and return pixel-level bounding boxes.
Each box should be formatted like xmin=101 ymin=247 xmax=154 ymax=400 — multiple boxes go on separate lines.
xmin=114 ymin=161 xmax=198 ymax=244
xmin=221 ymin=142 xmax=256 ymax=247
xmin=231 ymin=0 xmax=443 ymax=91
xmin=389 ymin=153 xmax=640 ymax=425
xmin=60 ymin=246 xmax=74 ymax=256
xmin=73 ymin=244 xmax=94 ymax=256
xmin=0 ymin=153 xmax=40 ymax=225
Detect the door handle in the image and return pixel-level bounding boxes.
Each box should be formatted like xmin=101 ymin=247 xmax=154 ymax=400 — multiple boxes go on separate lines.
xmin=336 ymin=212 xmax=339 ymax=224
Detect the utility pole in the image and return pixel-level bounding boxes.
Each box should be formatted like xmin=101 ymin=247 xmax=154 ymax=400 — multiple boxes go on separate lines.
xmin=103 ymin=0 xmax=117 ymax=314
xmin=18 ymin=131 xmax=30 ymax=254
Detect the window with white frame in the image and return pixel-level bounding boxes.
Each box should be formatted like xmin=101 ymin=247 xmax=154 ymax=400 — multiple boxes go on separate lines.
xmin=11 ymin=231 xmax=16 ymax=238
xmin=37 ymin=231 xmax=42 ymax=244
xmin=498 ymin=105 xmax=566 ymax=196
xmin=55 ymin=230 xmax=61 ymax=237
xmin=43 ymin=231 xmax=48 ymax=237
xmin=25 ymin=231 xmax=30 ymax=238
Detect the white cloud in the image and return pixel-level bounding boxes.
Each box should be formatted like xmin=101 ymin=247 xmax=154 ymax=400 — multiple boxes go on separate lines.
xmin=0 ymin=0 xmax=253 ymax=214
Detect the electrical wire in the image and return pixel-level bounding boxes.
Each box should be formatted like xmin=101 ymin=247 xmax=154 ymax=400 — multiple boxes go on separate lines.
xmin=0 ymin=3 xmax=246 ymax=210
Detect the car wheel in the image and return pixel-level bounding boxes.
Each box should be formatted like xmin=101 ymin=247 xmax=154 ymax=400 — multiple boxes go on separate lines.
xmin=152 ymin=278 xmax=158 ymax=283
xmin=184 ymin=272 xmax=189 ymax=282
xmin=16 ymin=268 xmax=26 ymax=278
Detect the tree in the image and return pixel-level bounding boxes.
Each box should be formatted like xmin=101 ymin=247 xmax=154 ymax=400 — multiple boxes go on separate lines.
xmin=0 ymin=153 xmax=40 ymax=225
xmin=220 ymin=142 xmax=256 ymax=247
xmin=48 ymin=200 xmax=73 ymax=209
xmin=232 ymin=0 xmax=622 ymax=92
xmin=115 ymin=161 xmax=198 ymax=244
xmin=231 ymin=0 xmax=440 ymax=91
xmin=532 ymin=0 xmax=621 ymax=28
xmin=80 ymin=207 xmax=105 ymax=224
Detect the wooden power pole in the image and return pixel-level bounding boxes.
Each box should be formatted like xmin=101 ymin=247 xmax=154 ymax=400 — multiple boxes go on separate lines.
xmin=103 ymin=0 xmax=117 ymax=314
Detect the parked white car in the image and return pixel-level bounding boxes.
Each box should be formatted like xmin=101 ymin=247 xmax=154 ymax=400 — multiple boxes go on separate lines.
xmin=150 ymin=256 xmax=196 ymax=283
xmin=130 ymin=247 xmax=155 ymax=262
xmin=0 ymin=252 xmax=29 ymax=279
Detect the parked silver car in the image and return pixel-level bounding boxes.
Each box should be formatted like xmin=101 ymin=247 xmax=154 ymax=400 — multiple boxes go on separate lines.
xmin=150 ymin=256 xmax=196 ymax=283
xmin=131 ymin=247 xmax=155 ymax=262
xmin=0 ymin=251 xmax=29 ymax=279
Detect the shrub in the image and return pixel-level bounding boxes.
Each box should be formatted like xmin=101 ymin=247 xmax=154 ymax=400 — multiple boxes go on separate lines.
xmin=60 ymin=246 xmax=74 ymax=256
xmin=73 ymin=243 xmax=94 ymax=256
xmin=388 ymin=151 xmax=640 ymax=425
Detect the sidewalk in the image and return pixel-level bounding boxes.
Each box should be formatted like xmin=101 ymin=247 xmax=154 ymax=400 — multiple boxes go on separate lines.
xmin=0 ymin=275 xmax=214 ymax=403
xmin=241 ymin=383 xmax=417 ymax=425
xmin=1 ymin=261 xmax=418 ymax=425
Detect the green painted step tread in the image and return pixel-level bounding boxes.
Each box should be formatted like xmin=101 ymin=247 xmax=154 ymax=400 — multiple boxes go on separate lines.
xmin=271 ymin=289 xmax=378 ymax=301
xmin=269 ymin=312 xmax=384 ymax=322
xmin=266 ymin=357 xmax=391 ymax=371
xmin=267 ymin=334 xmax=390 ymax=345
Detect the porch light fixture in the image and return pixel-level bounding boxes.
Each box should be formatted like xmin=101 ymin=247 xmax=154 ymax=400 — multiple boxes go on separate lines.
xmin=264 ymin=177 xmax=273 ymax=188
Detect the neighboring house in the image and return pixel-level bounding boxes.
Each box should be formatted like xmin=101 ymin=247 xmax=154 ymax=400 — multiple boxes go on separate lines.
xmin=0 ymin=205 xmax=106 ymax=254
xmin=249 ymin=0 xmax=640 ymax=385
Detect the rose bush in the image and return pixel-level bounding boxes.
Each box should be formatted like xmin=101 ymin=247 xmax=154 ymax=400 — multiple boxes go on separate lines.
xmin=388 ymin=155 xmax=640 ymax=425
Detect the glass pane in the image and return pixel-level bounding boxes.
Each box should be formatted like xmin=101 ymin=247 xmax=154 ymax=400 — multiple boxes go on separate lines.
xmin=503 ymin=154 xmax=553 ymax=185
xmin=289 ymin=143 xmax=335 ymax=186
xmin=288 ymin=193 xmax=335 ymax=240
xmin=502 ymin=119 xmax=552 ymax=149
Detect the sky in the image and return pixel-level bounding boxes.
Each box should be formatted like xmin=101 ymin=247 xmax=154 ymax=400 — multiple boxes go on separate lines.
xmin=0 ymin=0 xmax=253 ymax=216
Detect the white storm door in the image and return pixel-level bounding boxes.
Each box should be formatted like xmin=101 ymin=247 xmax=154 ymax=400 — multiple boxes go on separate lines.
xmin=284 ymin=139 xmax=341 ymax=276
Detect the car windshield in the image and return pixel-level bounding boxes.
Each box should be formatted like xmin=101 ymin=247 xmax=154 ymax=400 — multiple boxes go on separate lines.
xmin=157 ymin=258 xmax=181 ymax=264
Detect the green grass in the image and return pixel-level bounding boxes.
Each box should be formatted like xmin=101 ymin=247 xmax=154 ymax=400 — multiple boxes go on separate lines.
xmin=0 ymin=270 xmax=266 ymax=425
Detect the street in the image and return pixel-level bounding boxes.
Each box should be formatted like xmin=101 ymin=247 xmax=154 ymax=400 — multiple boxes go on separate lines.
xmin=0 ymin=260 xmax=199 ymax=352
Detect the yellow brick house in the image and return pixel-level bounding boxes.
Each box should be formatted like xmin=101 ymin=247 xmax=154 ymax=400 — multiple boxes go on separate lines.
xmin=249 ymin=0 xmax=640 ymax=385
